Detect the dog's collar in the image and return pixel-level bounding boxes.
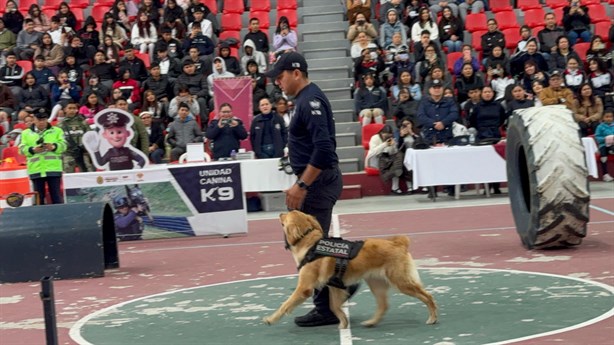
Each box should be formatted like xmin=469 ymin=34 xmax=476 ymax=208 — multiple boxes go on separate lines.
xmin=284 ymin=227 xmax=316 ymax=250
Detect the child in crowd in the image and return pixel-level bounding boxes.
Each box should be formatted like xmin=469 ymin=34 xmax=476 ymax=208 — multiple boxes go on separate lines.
xmin=595 ymin=109 xmax=614 ymax=182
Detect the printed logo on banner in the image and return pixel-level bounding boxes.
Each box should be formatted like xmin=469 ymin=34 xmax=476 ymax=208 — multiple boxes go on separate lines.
xmin=169 ymin=163 xmax=244 ymax=213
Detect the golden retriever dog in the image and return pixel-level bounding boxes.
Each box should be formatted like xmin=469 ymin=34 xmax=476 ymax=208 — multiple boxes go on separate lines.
xmin=263 ymin=210 xmax=438 ymax=329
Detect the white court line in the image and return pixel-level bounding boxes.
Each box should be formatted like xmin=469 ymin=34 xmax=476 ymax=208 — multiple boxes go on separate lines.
xmin=120 ymin=221 xmax=614 ymax=254
xmin=590 ymin=205 xmax=614 ymax=217
xmin=68 ymin=268 xmax=614 ymax=345
xmin=332 ymin=214 xmax=353 ymax=345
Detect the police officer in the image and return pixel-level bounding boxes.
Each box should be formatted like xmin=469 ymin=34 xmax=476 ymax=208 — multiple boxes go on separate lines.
xmin=18 ymin=110 xmax=67 ymax=204
xmin=265 ymin=52 xmax=355 ymax=327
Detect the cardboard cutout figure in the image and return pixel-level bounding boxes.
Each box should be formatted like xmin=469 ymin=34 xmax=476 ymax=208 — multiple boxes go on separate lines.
xmin=82 ymin=108 xmax=149 ymax=171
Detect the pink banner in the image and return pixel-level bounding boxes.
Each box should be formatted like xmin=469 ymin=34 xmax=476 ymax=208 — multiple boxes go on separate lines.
xmin=213 ymin=77 xmax=254 ymax=151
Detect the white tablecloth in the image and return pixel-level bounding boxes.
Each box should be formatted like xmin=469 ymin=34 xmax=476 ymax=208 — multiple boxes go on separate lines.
xmin=404 ymin=138 xmax=599 ymax=190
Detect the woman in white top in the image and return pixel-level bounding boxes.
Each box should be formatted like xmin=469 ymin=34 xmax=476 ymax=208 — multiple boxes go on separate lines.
xmin=411 ymin=7 xmax=438 ymax=43
xmin=351 ymin=32 xmax=378 ymax=59
xmin=131 ymin=10 xmax=157 ymax=60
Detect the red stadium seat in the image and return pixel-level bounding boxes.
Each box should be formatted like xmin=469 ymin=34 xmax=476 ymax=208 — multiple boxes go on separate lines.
xmin=532 ymin=26 xmax=545 ymax=36
xmin=222 ymin=0 xmax=244 ymax=14
xmin=364 ymin=152 xmax=380 ymax=176
xmin=250 ymin=11 xmax=270 ymax=29
xmin=16 ymin=60 xmax=33 ymax=74
xmin=471 ymin=30 xmax=488 ymax=52
xmin=582 ymin=0 xmax=602 ymax=5
xmin=523 ymin=8 xmax=546 ymax=29
xmin=551 ymin=7 xmax=564 ymax=26
xmin=489 ymin=0 xmax=513 ymax=12
xmin=277 ymin=0 xmax=298 ymax=10
xmin=277 ymin=9 xmax=298 ymax=29
xmin=73 ymin=8 xmax=84 ymax=30
xmin=594 ymin=21 xmax=610 ymax=41
xmin=464 ymin=12 xmax=488 ymax=33
xmin=362 ymin=123 xmax=385 ymax=150
xmin=90 ymin=5 xmax=111 ymax=23
xmin=586 ymin=5 xmax=610 ymax=24
xmin=134 ymin=52 xmax=151 ymax=68
xmin=446 ymin=52 xmax=463 ymax=73
xmin=218 ymin=30 xmax=241 ymax=43
xmin=42 ymin=8 xmax=55 ymax=20
xmin=545 ymin=0 xmax=567 ymax=8
xmin=516 ymin=0 xmax=541 ymax=10
xmin=502 ymin=28 xmax=521 ymax=49
xmin=1 ymin=146 xmax=27 ymax=165
xmin=573 ymin=42 xmax=590 ymax=62
xmin=41 ymin=0 xmax=63 ymax=10
xmin=494 ymin=11 xmax=520 ymax=30
xmin=251 ymin=0 xmax=271 ymax=12
xmin=202 ymin=0 xmax=218 ymax=15
xmin=18 ymin=0 xmax=38 ymax=12
xmin=221 ymin=13 xmax=242 ymax=31
xmin=70 ymin=0 xmax=90 ymax=9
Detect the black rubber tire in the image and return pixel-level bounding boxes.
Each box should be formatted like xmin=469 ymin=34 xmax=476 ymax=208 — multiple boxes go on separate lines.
xmin=506 ymin=105 xmax=590 ymax=249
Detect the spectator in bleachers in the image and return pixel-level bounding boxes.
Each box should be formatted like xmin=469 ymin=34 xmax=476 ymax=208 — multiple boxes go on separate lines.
xmin=461 ymin=85 xmax=482 ymax=125
xmin=81 ymin=75 xmax=111 ymax=104
xmin=438 ymin=6 xmax=463 ymax=53
xmin=275 ymin=97 xmax=291 ymax=128
xmin=182 ymin=25 xmax=215 ymax=57
xmin=539 ymin=12 xmax=566 ymax=60
xmin=548 ymin=36 xmax=583 ymax=70
xmin=563 ymin=56 xmax=585 ymax=94
xmin=488 ymin=64 xmax=514 ymax=102
xmin=2 ymin=1 xmax=23 ymax=36
xmin=183 ymin=46 xmax=211 ymax=75
xmin=483 ymin=46 xmax=509 ymax=80
xmin=521 ymin=60 xmax=548 ymax=93
xmin=250 ymin=97 xmax=287 ymax=159
xmin=573 ymin=82 xmax=603 ymax=136
xmin=111 ymin=0 xmax=133 ymax=31
xmin=510 ymin=38 xmax=548 ymax=77
xmin=48 ymin=17 xmax=67 ymax=46
xmin=205 ymin=103 xmax=248 ymax=160
xmin=481 ymin=19 xmax=506 ymax=64
xmin=61 ymin=54 xmax=84 ymax=86
xmin=418 ymin=43 xmax=444 ymax=81
xmin=139 ymin=0 xmax=160 ymax=25
xmin=31 ymin=55 xmax=55 ymax=90
xmin=141 ymin=63 xmax=172 ymax=105
xmin=167 ymin=102 xmax=204 ymax=162
xmin=595 ymin=108 xmax=614 ymax=181
xmin=158 ymin=26 xmax=184 ymax=60
xmin=347 ymin=0 xmax=373 ymax=25
xmin=187 ymin=7 xmax=213 ymax=39
xmin=428 ymin=0 xmax=458 ymax=22
xmin=273 ymin=16 xmax=298 ymax=59
xmin=347 ymin=13 xmax=378 ymax=44
xmin=251 ymin=77 xmax=268 ymax=115
xmin=0 ymin=19 xmax=16 ymax=62
xmin=141 ymin=89 xmax=169 ymax=125
xmin=113 ymin=67 xmax=141 ymax=112
xmin=381 ymin=8 xmax=407 ymax=48
xmin=0 ymin=51 xmax=23 ymax=93
xmin=120 ymin=44 xmax=149 ymax=82
xmin=403 ymin=0 xmax=426 ymax=29
xmin=241 ymin=39 xmax=266 ymax=74
xmin=154 ymin=43 xmax=182 ymax=79
xmin=244 ymin=18 xmax=270 ymax=54
xmin=505 ymin=84 xmax=535 ymax=117
xmin=15 ymin=19 xmax=42 ymax=61
xmin=392 ymin=87 xmax=419 ymax=122
xmin=218 ymin=42 xmax=241 ymax=76
xmin=539 ymin=69 xmax=576 ymax=110
xmin=515 ymin=26 xmax=537 ymax=55
xmin=365 ymin=124 xmax=412 ymax=195
xmin=19 ymin=72 xmax=49 ymax=114
xmin=455 ymin=62 xmax=484 ymax=105
xmin=353 ymin=47 xmax=385 ymax=83
xmin=562 ymin=0 xmax=591 ymax=47
xmin=587 ymin=58 xmax=613 ymax=101
xmin=56 ymin=2 xmax=77 ymax=31
xmin=176 ymin=60 xmax=210 ymax=123
xmin=131 ymin=10 xmax=158 ymax=60
xmin=26 ymin=4 xmax=50 ymax=33
xmin=531 ymin=80 xmax=545 ymax=107
xmin=411 ymin=7 xmax=438 ymax=44
xmin=244 ymin=59 xmax=266 ymax=91
xmin=79 ymin=91 xmax=105 ymax=125
xmin=76 ymin=17 xmax=100 ymax=56
xmin=49 ymin=70 xmax=80 ymax=122
xmin=355 ymin=72 xmax=388 ymax=126
xmin=468 ymin=85 xmax=506 ymax=141
xmin=139 ymin=110 xmax=165 ymax=164
xmin=392 ymin=69 xmax=422 ymax=102
xmin=169 ymin=85 xmax=199 ymax=119
xmin=187 ymin=0 xmax=219 ymax=36
xmin=586 ymin=36 xmax=612 ymax=71
xmin=417 ymin=78 xmax=458 ymax=144
xmin=34 ymin=33 xmax=64 ymax=74
xmin=379 ymin=0 xmax=404 ymax=25
xmin=351 ymin=32 xmax=378 ymax=60
xmin=100 ymin=35 xmax=121 ymax=65
xmin=414 ymin=30 xmax=442 ymax=64
xmin=423 ymin=65 xmax=452 ymax=91
xmin=454 ymin=44 xmax=480 ymax=77
xmin=162 ymin=0 xmax=187 ymax=38
xmin=458 ymin=0 xmax=484 ymax=23
xmin=100 ymin=13 xmax=129 ymax=47
xmin=91 ymin=51 xmax=119 ymax=89
xmin=385 ymin=32 xmax=412 ymax=79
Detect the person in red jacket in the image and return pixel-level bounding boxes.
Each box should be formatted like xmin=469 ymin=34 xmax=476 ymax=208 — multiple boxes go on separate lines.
xmin=112 ymin=66 xmax=141 ymax=112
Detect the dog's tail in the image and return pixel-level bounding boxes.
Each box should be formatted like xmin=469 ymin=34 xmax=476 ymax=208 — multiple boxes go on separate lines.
xmin=389 ymin=235 xmax=410 ymax=249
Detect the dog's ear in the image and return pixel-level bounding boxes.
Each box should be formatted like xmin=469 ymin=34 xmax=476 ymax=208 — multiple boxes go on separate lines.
xmin=305 ymin=213 xmax=323 ymax=232
xmin=279 ymin=213 xmax=287 ymax=223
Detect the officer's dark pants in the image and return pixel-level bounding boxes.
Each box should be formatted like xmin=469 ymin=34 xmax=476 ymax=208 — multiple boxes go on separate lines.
xmin=298 ymin=166 xmax=344 ymax=313
xmin=31 ymin=176 xmax=63 ymax=205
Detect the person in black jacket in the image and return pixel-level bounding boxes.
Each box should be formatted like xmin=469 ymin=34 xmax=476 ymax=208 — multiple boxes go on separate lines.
xmin=141 ymin=63 xmax=173 ymax=104
xmin=154 ymin=42 xmax=182 ymax=80
xmin=250 ymin=98 xmax=287 ymax=159
xmin=139 ymin=111 xmax=165 ymax=164
xmin=2 ymin=1 xmax=23 ymax=35
xmin=75 ymin=16 xmax=100 ymax=54
xmin=505 ymin=84 xmax=535 ymax=118
xmin=90 ymin=50 xmax=118 ymax=89
xmin=64 ymin=36 xmax=92 ymax=69
xmin=157 ymin=26 xmax=184 ymax=60
xmin=218 ymin=42 xmax=241 ymax=76
xmin=119 ymin=44 xmax=148 ymax=82
xmin=481 ymin=19 xmax=506 ymax=63
xmin=19 ymin=72 xmax=48 ymax=112
xmin=243 ymin=17 xmax=269 ymax=54
xmin=81 ymin=74 xmax=111 ymax=104
xmin=562 ymin=0 xmax=592 ymax=46
xmin=454 ymin=63 xmax=485 ymax=105
xmin=205 ymin=103 xmax=248 ymax=160
xmin=181 ymin=24 xmax=214 ymax=57
xmin=392 ymin=87 xmax=419 ymax=123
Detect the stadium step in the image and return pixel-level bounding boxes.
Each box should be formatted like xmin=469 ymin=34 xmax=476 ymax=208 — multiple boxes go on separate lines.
xmin=300 ymin=39 xmax=350 ymax=51
xmin=308 ymin=78 xmax=353 ymax=90
xmin=322 ymin=87 xmax=352 ymax=101
xmin=309 ymin=66 xmax=350 ymax=80
xmin=337 ymin=146 xmax=366 ymax=170
xmin=335 ymin=122 xmax=363 ymax=143
xmin=302 ymin=47 xmax=349 ymax=59
xmin=298 ymin=5 xmax=344 ymax=16
xmin=306 ymin=56 xmax=353 ymax=69
xmin=302 ymin=12 xmax=344 ymax=24
xmin=336 ymin=132 xmax=357 ymax=147
xmin=339 ymin=158 xmax=361 ymax=173
xmin=340 ymin=184 xmax=363 ymax=200
xmin=301 ymin=0 xmax=340 ymax=7
xmin=298 ymin=21 xmax=348 ymax=33
xmin=330 ymin=99 xmax=355 ymax=112
xmin=301 ymin=29 xmax=347 ymax=41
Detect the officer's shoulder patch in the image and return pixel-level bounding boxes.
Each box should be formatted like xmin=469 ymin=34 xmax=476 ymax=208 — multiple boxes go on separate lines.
xmin=309 ymin=99 xmax=321 ymax=109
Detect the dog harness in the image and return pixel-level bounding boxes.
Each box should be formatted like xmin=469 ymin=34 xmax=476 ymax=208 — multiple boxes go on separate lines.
xmin=296 ymin=236 xmax=364 ymax=289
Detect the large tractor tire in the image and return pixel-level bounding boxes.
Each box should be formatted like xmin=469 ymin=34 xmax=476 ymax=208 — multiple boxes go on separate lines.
xmin=506 ymin=105 xmax=590 ymax=249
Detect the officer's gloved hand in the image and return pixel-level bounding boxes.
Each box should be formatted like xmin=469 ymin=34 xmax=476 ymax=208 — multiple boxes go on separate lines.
xmin=82 ymin=132 xmax=100 ymax=153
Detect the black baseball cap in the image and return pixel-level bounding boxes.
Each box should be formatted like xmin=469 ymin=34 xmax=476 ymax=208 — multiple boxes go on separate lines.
xmin=264 ymin=52 xmax=308 ymax=78
xmin=431 ymin=79 xmax=443 ymax=87
xmin=34 ymin=110 xmax=49 ymax=119
xmin=549 ymin=69 xmax=563 ymax=78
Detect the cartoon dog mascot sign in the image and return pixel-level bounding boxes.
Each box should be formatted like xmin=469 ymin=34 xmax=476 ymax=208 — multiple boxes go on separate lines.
xmin=82 ymin=109 xmax=149 ymax=171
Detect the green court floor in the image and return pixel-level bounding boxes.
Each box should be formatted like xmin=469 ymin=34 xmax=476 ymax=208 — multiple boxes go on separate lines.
xmin=73 ymin=268 xmax=614 ymax=345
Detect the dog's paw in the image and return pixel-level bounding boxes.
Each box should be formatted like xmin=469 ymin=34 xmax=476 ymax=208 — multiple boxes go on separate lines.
xmin=360 ymin=319 xmax=378 ymax=327
xmin=263 ymin=316 xmax=274 ymax=325
xmin=426 ymin=317 xmax=437 ymax=325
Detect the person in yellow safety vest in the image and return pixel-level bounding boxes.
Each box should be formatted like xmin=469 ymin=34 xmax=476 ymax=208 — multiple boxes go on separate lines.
xmin=18 ymin=110 xmax=67 ymax=205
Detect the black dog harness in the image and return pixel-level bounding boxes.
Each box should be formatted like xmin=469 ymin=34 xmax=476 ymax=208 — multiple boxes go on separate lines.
xmin=296 ymin=237 xmax=364 ymax=289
